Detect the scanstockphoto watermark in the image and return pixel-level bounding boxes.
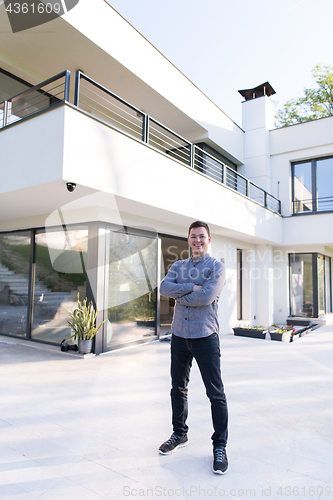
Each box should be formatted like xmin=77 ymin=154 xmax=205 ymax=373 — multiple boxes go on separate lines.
xmin=123 ymin=485 xmax=333 ymax=497
xmin=123 ymin=485 xmax=257 ymax=497
xmin=4 ymin=0 xmax=80 ymax=33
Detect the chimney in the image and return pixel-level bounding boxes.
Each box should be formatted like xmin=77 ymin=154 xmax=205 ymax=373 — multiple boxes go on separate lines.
xmin=237 ymin=82 xmax=276 ymax=192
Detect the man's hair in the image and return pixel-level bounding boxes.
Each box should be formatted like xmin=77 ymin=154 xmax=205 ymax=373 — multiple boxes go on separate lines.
xmin=188 ymin=221 xmax=210 ymax=237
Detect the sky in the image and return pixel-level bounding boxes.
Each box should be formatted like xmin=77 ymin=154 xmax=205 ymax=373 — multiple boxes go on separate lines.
xmin=106 ymin=0 xmax=333 ymax=126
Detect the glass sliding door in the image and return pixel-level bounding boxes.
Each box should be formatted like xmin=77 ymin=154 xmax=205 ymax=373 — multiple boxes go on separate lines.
xmin=289 ymin=253 xmax=332 ymax=317
xmin=325 ymin=256 xmax=332 ymax=313
xmin=31 ymin=226 xmax=88 ymax=344
xmin=237 ymin=249 xmax=243 ymax=320
xmin=317 ymin=254 xmax=325 ymax=315
xmin=289 ymin=254 xmax=313 ymax=317
xmin=159 ymin=235 xmax=189 ymax=336
xmin=106 ymin=230 xmax=158 ymax=348
xmin=0 ymin=232 xmax=31 ymax=337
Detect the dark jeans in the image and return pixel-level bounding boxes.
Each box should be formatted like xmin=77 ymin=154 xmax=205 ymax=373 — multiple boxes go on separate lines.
xmin=170 ymin=333 xmax=228 ymax=448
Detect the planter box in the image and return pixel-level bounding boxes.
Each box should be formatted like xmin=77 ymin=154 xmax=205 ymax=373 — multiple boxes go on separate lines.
xmin=233 ymin=328 xmax=267 ymax=340
xmin=270 ymin=330 xmax=292 ymax=342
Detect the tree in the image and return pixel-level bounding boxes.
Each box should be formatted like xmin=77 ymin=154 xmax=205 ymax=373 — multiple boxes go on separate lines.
xmin=275 ymin=64 xmax=333 ymax=127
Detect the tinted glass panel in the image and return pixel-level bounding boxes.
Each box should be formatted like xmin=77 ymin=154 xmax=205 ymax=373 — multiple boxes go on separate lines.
xmin=318 ymin=254 xmax=325 ymax=315
xmin=160 ymin=236 xmax=189 ymax=336
xmin=290 ymin=254 xmax=313 ymax=316
xmin=316 ymin=157 xmax=333 ymax=211
xmin=325 ymin=256 xmax=331 ymax=313
xmin=107 ymin=231 xmax=158 ymax=347
xmin=0 ymin=232 xmax=31 ymax=337
xmin=293 ymin=162 xmax=313 ymax=213
xmin=0 ymin=70 xmax=50 ymax=127
xmin=31 ymin=227 xmax=88 ymax=344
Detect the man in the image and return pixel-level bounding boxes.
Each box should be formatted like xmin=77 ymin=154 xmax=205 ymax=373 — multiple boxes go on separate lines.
xmin=159 ymin=221 xmax=228 ymax=475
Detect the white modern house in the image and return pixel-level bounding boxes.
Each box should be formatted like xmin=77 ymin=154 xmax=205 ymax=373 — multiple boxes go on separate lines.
xmin=0 ymin=0 xmax=332 ymax=353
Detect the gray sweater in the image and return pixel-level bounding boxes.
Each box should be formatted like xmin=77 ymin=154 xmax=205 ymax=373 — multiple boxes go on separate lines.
xmin=160 ymin=253 xmax=226 ymax=338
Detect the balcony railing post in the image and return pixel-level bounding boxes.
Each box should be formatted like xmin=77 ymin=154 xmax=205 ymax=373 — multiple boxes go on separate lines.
xmin=3 ymin=101 xmax=12 ymax=127
xmin=2 ymin=101 xmax=8 ymax=127
xmin=222 ymin=164 xmax=226 ymax=185
xmin=74 ymin=70 xmax=81 ymax=107
xmin=190 ymin=144 xmax=195 ymax=168
xmin=246 ymin=179 xmax=250 ymax=197
xmin=64 ymin=70 xmax=71 ymax=102
xmin=142 ymin=115 xmax=149 ymax=143
xmin=264 ymin=191 xmax=268 ymax=208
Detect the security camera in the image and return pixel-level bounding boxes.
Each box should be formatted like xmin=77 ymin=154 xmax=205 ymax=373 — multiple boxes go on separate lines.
xmin=66 ymin=182 xmax=76 ymax=192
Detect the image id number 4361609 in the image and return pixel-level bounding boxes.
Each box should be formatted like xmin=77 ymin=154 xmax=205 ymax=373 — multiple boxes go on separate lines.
xmin=5 ymin=2 xmax=62 ymax=14
xmin=277 ymin=486 xmax=331 ymax=497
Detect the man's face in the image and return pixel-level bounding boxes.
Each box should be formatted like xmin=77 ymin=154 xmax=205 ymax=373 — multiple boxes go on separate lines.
xmin=188 ymin=226 xmax=211 ymax=258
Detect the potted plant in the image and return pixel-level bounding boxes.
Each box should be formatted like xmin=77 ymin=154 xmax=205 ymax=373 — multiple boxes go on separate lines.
xmin=233 ymin=325 xmax=268 ymax=340
xmin=65 ymin=294 xmax=106 ymax=354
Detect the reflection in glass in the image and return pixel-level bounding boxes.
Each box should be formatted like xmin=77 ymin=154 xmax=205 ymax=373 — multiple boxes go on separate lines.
xmin=290 ymin=254 xmax=313 ymax=317
xmin=0 ymin=232 xmax=31 ymax=337
xmin=31 ymin=227 xmax=88 ymax=344
xmin=107 ymin=232 xmax=158 ymax=347
xmin=237 ymin=249 xmax=243 ymax=320
xmin=318 ymin=255 xmax=325 ymax=315
xmin=293 ymin=162 xmax=313 ymax=213
xmin=325 ymin=256 xmax=332 ymax=313
xmin=160 ymin=236 xmax=189 ymax=336
xmin=316 ymin=158 xmax=333 ymax=211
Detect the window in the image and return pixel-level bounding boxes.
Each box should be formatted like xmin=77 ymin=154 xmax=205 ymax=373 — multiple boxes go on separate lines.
xmin=289 ymin=253 xmax=332 ymax=317
xmin=292 ymin=157 xmax=333 ymax=214
xmin=106 ymin=230 xmax=158 ymax=348
xmin=0 ymin=231 xmax=31 ymax=338
xmin=31 ymin=227 xmax=88 ymax=344
xmin=237 ymin=249 xmax=243 ymax=320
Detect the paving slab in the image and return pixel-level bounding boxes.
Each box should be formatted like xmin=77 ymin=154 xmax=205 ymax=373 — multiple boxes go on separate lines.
xmin=0 ymin=325 xmax=333 ymax=500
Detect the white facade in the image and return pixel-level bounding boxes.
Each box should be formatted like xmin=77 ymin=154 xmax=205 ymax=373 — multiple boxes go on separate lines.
xmin=0 ymin=0 xmax=332 ymax=351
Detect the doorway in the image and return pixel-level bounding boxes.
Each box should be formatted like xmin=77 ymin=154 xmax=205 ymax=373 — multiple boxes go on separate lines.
xmin=159 ymin=235 xmax=189 ymax=335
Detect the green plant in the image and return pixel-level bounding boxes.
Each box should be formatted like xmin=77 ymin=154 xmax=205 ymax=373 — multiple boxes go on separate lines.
xmin=66 ymin=294 xmax=106 ymax=342
xmin=273 ymin=326 xmax=295 ymax=334
xmin=240 ymin=325 xmax=266 ymax=331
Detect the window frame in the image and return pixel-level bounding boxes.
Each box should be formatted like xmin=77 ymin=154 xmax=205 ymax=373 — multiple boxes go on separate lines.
xmin=292 ymin=155 xmax=333 ymax=215
xmin=289 ymin=252 xmax=332 ymax=318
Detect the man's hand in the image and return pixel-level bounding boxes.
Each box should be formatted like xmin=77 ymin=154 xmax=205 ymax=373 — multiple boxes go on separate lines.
xmin=193 ymin=285 xmax=202 ymax=292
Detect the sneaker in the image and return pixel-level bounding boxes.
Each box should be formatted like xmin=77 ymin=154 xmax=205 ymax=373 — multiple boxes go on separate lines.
xmin=212 ymin=447 xmax=228 ymax=474
xmin=159 ymin=432 xmax=188 ymax=455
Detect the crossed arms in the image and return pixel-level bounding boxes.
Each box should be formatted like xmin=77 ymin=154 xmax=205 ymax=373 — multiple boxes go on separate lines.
xmin=160 ymin=261 xmax=226 ymax=307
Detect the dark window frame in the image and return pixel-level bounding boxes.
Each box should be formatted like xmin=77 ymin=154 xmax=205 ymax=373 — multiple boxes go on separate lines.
xmin=292 ymin=155 xmax=333 ymax=215
xmin=289 ymin=252 xmax=332 ymax=318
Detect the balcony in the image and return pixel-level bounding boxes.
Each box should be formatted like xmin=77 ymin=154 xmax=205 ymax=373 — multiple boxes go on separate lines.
xmin=293 ymin=197 xmax=333 ymax=214
xmin=0 ymin=70 xmax=281 ymax=216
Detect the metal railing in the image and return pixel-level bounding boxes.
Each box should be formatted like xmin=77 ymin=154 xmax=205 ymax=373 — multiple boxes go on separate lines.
xmin=0 ymin=69 xmax=281 ymax=215
xmin=74 ymin=71 xmax=281 ymax=214
xmin=293 ymin=197 xmax=333 ymax=214
xmin=0 ymin=70 xmax=70 ymax=129
xmin=74 ymin=72 xmax=145 ymax=141
xmin=148 ymin=118 xmax=191 ymax=165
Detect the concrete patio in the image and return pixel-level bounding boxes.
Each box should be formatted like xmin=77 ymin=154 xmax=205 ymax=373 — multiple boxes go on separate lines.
xmin=0 ymin=324 xmax=333 ymax=500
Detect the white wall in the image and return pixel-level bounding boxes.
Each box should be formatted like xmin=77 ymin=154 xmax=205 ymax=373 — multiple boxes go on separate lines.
xmin=272 ymin=248 xmax=290 ymax=324
xmin=62 ymin=0 xmax=244 ymax=163
xmin=270 ymin=116 xmax=333 ymax=217
xmin=0 ymin=108 xmax=65 ymax=194
xmin=61 ymin=105 xmax=283 ymax=244
xmin=240 ymin=96 xmax=275 ymax=192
